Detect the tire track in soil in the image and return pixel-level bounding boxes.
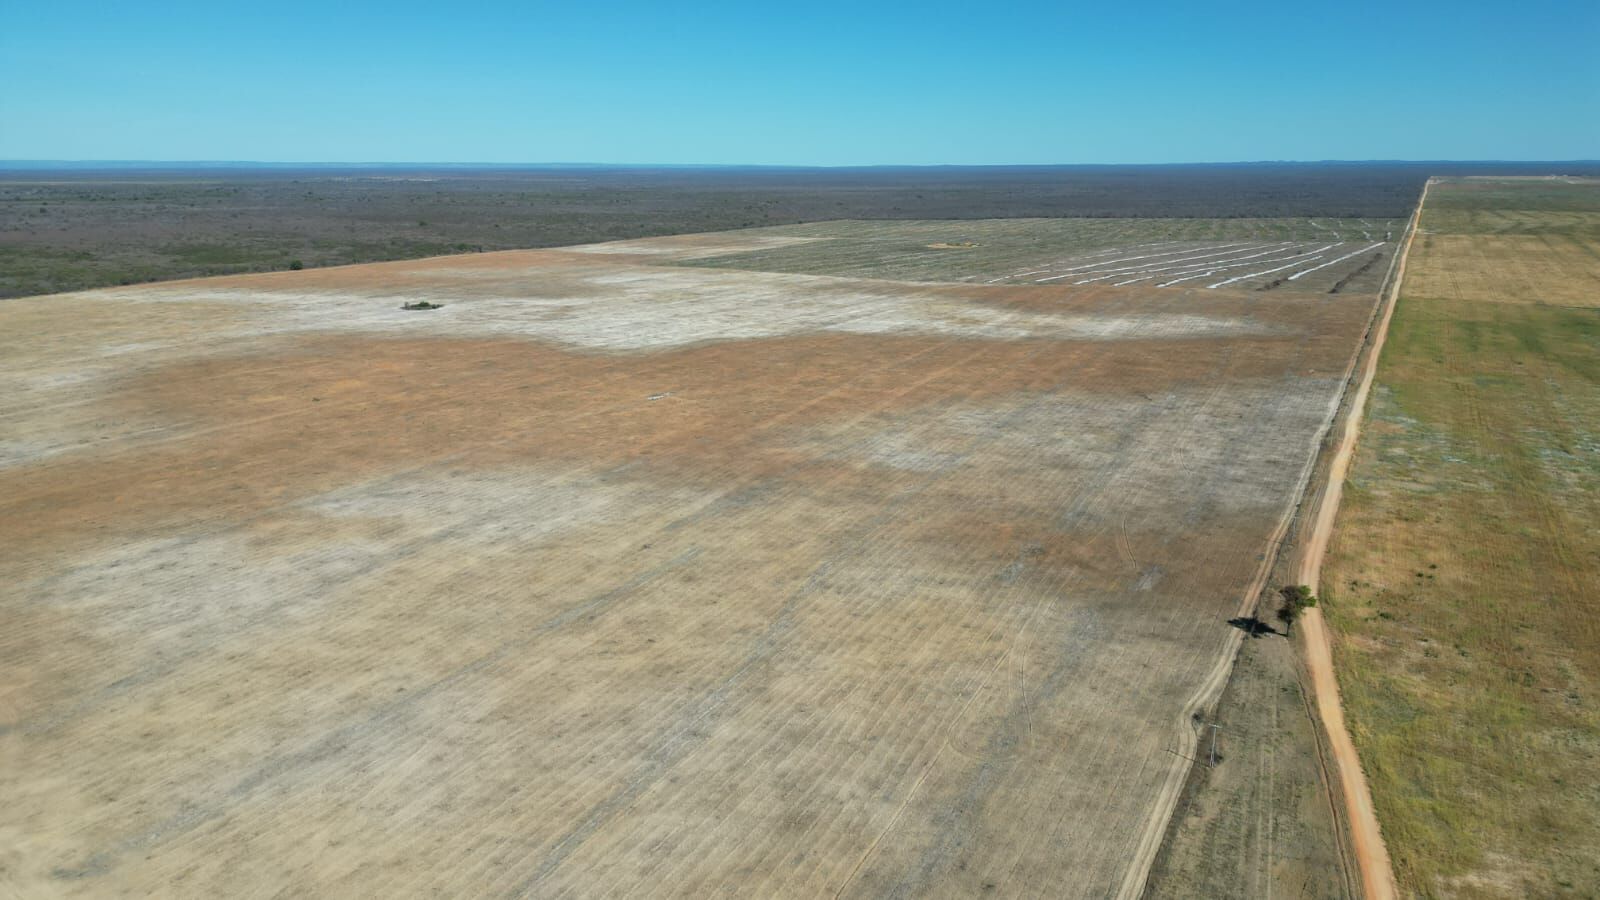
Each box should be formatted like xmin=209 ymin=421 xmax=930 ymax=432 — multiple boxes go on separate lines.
xmin=1107 ymin=327 xmax=1338 ymax=898
xmin=1128 ymin=187 xmax=1425 ymax=900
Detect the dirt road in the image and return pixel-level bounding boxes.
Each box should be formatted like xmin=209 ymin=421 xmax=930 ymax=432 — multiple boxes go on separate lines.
xmin=1296 ymin=180 xmax=1431 ymax=900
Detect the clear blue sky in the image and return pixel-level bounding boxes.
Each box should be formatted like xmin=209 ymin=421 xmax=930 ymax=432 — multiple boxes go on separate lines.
xmin=2 ymin=0 xmax=1596 ymax=165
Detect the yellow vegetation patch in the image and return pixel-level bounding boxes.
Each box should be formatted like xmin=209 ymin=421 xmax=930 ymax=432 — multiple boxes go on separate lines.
xmin=1403 ymin=232 xmax=1600 ymax=307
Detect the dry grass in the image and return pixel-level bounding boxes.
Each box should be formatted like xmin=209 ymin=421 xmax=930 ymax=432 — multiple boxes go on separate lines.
xmin=1403 ymin=232 xmax=1600 ymax=307
xmin=1323 ymin=179 xmax=1600 ymax=897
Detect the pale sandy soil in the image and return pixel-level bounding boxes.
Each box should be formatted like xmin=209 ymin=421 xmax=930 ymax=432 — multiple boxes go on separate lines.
xmin=4 ymin=225 xmax=1379 ymax=897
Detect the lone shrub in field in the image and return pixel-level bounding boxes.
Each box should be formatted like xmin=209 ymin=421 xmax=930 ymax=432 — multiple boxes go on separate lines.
xmin=1278 ymin=584 xmax=1317 ymax=635
xmin=289 ymin=260 xmax=304 ymax=270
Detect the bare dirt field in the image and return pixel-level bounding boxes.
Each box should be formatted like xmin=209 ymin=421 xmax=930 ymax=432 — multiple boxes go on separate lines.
xmin=4 ymin=223 xmax=1383 ymax=896
xmin=1322 ymin=177 xmax=1600 ymax=897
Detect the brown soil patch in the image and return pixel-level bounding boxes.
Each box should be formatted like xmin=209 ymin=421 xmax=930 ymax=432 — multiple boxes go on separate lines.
xmin=4 ymin=328 xmax=1313 ymax=563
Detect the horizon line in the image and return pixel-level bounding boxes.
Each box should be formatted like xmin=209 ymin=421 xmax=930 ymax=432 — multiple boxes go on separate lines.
xmin=4 ymin=158 xmax=1600 ymax=171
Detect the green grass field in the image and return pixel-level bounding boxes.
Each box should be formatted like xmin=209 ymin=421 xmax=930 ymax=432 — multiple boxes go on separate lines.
xmin=1324 ymin=178 xmax=1600 ymax=897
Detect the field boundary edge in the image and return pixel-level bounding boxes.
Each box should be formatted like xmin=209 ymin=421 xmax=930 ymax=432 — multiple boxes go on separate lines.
xmin=1292 ymin=180 xmax=1433 ymax=900
xmin=1124 ymin=183 xmax=1426 ymax=899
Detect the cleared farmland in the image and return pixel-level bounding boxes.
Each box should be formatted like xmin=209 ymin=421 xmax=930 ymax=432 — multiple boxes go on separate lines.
xmin=677 ymin=218 xmax=1402 ymax=294
xmin=4 ymin=222 xmax=1382 ymax=896
xmin=1322 ymin=178 xmax=1600 ymax=896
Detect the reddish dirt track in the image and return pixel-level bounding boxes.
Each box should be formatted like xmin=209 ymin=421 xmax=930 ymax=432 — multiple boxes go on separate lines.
xmin=1295 ymin=182 xmax=1431 ymax=900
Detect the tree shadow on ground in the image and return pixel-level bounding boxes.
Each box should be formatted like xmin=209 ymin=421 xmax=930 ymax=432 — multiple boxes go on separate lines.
xmin=1228 ymin=616 xmax=1278 ymax=638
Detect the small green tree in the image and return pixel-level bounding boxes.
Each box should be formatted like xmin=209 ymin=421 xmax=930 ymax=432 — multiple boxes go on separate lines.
xmin=288 ymin=260 xmax=304 ymax=271
xmin=1278 ymin=584 xmax=1317 ymax=636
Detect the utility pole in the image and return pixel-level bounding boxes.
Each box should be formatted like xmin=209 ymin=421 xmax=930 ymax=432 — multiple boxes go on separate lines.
xmin=1207 ymin=723 xmax=1222 ymax=768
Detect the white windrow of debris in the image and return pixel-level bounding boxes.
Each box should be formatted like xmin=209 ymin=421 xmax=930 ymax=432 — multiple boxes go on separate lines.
xmin=1286 ymin=242 xmax=1385 ymax=281
xmin=1207 ymin=244 xmax=1341 ymax=288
